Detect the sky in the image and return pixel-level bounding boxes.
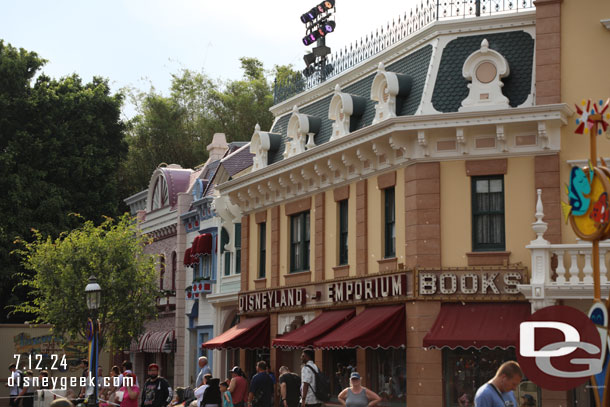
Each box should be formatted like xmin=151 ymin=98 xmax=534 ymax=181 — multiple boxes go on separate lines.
xmin=1 ymin=0 xmax=420 ymax=118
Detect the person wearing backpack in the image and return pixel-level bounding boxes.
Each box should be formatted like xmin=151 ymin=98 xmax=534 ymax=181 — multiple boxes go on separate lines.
xmin=300 ymin=350 xmax=322 ymax=407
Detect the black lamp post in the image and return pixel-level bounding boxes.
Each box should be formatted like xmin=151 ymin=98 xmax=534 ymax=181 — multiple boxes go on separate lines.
xmin=85 ymin=276 xmax=101 ymax=407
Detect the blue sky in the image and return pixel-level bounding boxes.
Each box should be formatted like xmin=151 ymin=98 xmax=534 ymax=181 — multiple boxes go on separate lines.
xmin=1 ymin=0 xmax=418 ymax=118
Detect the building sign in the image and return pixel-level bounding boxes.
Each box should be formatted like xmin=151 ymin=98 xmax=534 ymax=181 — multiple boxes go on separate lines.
xmin=417 ymin=269 xmax=525 ymax=299
xmin=13 ymin=333 xmax=86 ymax=369
xmin=239 ymin=288 xmax=306 ymax=312
xmin=328 ymin=273 xmax=408 ymax=303
xmin=239 ymin=271 xmax=412 ymax=313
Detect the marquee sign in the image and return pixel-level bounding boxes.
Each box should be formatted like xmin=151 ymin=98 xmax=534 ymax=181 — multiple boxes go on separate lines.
xmin=416 ymin=268 xmax=525 ymax=299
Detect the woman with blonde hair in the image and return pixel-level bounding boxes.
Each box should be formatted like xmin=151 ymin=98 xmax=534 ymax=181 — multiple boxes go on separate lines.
xmin=338 ymin=373 xmax=381 ymax=407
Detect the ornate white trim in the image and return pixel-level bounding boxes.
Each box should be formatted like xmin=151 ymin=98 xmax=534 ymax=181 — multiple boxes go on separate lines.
xmin=285 ymin=106 xmax=319 ymax=159
xmin=371 ymin=63 xmax=412 ymax=124
xmin=219 ymin=104 xmax=572 ymax=213
xmin=460 ymin=39 xmax=510 ymax=112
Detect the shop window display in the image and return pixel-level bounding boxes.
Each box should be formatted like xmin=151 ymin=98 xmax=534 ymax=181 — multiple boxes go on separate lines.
xmin=367 ymin=349 xmax=405 ymax=406
xmin=323 ymin=349 xmax=357 ymax=400
xmin=443 ymin=348 xmax=516 ymax=407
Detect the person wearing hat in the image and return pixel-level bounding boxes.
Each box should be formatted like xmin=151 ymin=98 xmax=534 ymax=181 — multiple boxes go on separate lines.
xmin=337 ymin=372 xmax=381 ymax=407
xmin=228 ymin=367 xmax=248 ymax=407
xmin=141 ymin=364 xmax=171 ymax=407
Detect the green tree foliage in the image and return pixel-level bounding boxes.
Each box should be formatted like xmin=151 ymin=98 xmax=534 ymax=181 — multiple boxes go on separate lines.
xmin=120 ymin=58 xmax=300 ymax=196
xmin=12 ymin=215 xmax=158 ymax=350
xmin=0 ymin=40 xmax=127 ymax=321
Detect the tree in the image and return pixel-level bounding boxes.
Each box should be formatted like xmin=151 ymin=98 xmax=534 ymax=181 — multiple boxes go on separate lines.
xmin=120 ymin=57 xmax=286 ymax=196
xmin=12 ymin=214 xmax=158 ymax=350
xmin=0 ymin=40 xmax=127 ymax=322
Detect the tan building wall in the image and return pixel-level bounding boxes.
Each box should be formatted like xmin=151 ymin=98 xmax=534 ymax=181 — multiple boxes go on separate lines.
xmin=560 ymin=0 xmax=610 ymax=243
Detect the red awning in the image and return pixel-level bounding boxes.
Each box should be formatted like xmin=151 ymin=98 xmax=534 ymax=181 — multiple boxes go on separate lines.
xmin=183 ymin=248 xmax=192 ymax=265
xmin=422 ymin=302 xmax=531 ymax=350
xmin=202 ymin=317 xmax=269 ymax=350
xmin=313 ymin=305 xmax=405 ymax=349
xmin=193 ymin=233 xmax=212 ymax=256
xmin=273 ymin=309 xmax=355 ymax=349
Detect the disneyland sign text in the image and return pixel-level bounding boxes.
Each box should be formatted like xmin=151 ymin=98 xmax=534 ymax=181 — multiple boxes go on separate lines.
xmin=239 ymin=288 xmax=306 ymax=312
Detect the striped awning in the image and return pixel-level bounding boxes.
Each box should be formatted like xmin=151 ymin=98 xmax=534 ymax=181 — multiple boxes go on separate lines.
xmin=131 ymin=330 xmax=174 ymax=353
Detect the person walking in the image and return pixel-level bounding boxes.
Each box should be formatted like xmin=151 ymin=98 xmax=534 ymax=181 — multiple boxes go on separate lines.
xmin=337 ymin=372 xmax=381 ymax=407
xmin=474 ymin=361 xmax=522 ymax=407
xmin=278 ymin=366 xmax=300 ymax=407
xmin=17 ymin=371 xmax=36 ymax=407
xmin=141 ymin=364 xmax=171 ymax=407
xmin=228 ymin=367 xmax=248 ymax=407
xmin=8 ymin=364 xmax=23 ymax=407
xmin=196 ymin=358 xmax=212 ymax=387
xmin=300 ymin=350 xmax=321 ymax=407
xmin=195 ymin=374 xmax=212 ymax=407
xmin=247 ymin=362 xmax=273 ymax=407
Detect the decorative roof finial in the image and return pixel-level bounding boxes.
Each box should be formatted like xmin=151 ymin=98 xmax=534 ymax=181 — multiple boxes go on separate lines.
xmin=481 ymin=38 xmax=489 ymax=52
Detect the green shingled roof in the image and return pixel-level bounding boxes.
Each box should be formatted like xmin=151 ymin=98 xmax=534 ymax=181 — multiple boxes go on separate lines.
xmin=432 ymin=31 xmax=534 ymax=112
xmin=268 ymin=44 xmax=433 ymax=165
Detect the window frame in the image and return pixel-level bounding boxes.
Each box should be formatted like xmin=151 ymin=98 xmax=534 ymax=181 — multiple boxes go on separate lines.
xmin=471 ymin=175 xmax=505 ymax=252
xmin=290 ymin=211 xmax=310 ymax=273
xmin=338 ymin=199 xmax=349 ymax=266
xmin=384 ymin=187 xmax=396 ymax=258
xmin=235 ymin=223 xmax=242 ymax=274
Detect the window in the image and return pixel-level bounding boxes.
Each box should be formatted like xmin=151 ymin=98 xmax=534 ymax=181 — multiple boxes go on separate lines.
xmin=171 ymin=252 xmax=176 ymax=290
xmin=290 ymin=212 xmax=310 ymax=272
xmin=384 ymin=187 xmax=396 ymax=258
xmin=235 ymin=223 xmax=242 ymax=274
xmin=443 ymin=348 xmax=516 ymax=407
xmin=472 ymin=176 xmax=505 ymax=251
xmin=367 ymin=348 xmax=406 ymax=405
xmin=151 ymin=176 xmax=169 ymax=210
xmin=159 ymin=255 xmax=165 ymax=290
xmin=202 ymin=256 xmax=212 ymax=279
xmin=339 ymin=200 xmax=348 ymax=265
xmin=259 ymin=222 xmax=266 ymax=278
xmin=224 ymin=251 xmax=231 ymax=276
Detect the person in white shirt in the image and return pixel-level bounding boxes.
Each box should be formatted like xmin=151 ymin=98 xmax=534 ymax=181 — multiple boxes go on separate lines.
xmin=7 ymin=364 xmax=22 ymax=407
xmin=194 ymin=374 xmax=212 ymax=407
xmin=300 ymin=350 xmax=321 ymax=407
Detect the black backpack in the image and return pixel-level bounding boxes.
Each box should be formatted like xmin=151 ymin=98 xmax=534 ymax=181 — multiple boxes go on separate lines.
xmin=305 ymin=365 xmax=331 ymax=402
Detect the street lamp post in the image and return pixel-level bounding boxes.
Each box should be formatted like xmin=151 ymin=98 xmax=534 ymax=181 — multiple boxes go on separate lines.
xmin=85 ymin=276 xmax=101 ymax=407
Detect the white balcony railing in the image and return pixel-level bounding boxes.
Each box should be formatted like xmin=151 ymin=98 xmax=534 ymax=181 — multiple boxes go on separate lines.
xmin=519 ymin=189 xmax=610 ymax=310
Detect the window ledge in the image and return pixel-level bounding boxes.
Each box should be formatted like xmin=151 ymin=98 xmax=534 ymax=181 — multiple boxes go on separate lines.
xmin=284 ymin=270 xmax=312 ymax=285
xmin=254 ymin=278 xmax=267 ymax=290
xmin=377 ymin=257 xmax=398 ymax=273
xmin=332 ymin=265 xmax=350 ymax=278
xmin=466 ymin=251 xmax=511 ymax=266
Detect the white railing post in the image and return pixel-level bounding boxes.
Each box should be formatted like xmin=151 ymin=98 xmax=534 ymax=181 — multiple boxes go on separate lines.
xmin=526 ymin=189 xmax=552 ymax=310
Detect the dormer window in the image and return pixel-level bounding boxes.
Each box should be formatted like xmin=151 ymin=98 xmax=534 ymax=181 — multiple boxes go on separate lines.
xmin=459 ymin=39 xmax=510 ymax=112
xmin=151 ymin=175 xmax=169 ymax=210
xmin=251 ymin=124 xmax=281 ymax=171
xmin=284 ymin=106 xmax=321 ymax=159
xmin=329 ymin=84 xmax=366 ymax=141
xmin=371 ymin=62 xmax=412 ymax=124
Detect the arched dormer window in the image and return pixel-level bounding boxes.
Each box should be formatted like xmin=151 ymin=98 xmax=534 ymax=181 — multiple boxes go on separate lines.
xmin=151 ymin=175 xmax=169 ymax=210
xmin=284 ymin=105 xmax=321 ymax=159
xmin=459 ymin=39 xmax=510 ymax=112
xmin=371 ymin=62 xmax=412 ymax=124
xmin=250 ymin=124 xmax=281 ymax=171
xmin=329 ymin=84 xmax=367 ymax=141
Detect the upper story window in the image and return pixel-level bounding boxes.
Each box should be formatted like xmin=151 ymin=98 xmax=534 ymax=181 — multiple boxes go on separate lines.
xmin=338 ymin=200 xmax=348 ymax=265
xmin=259 ymin=222 xmax=267 ymax=279
xmin=151 ymin=175 xmax=169 ymax=210
xmin=159 ymin=254 xmax=166 ymax=290
xmin=235 ymin=223 xmax=242 ymax=275
xmin=290 ymin=212 xmax=310 ymax=273
xmin=472 ymin=176 xmax=505 ymax=251
xmin=384 ymin=187 xmax=396 ymax=258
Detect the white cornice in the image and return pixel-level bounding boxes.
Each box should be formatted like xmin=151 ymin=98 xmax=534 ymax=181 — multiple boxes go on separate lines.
xmin=602 ymin=19 xmax=610 ymax=30
xmin=219 ymin=104 xmax=571 ymax=200
xmin=270 ymin=11 xmax=536 ymax=116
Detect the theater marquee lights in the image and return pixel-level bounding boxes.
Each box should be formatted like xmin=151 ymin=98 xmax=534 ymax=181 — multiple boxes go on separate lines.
xmin=300 ymin=0 xmax=336 ymax=78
